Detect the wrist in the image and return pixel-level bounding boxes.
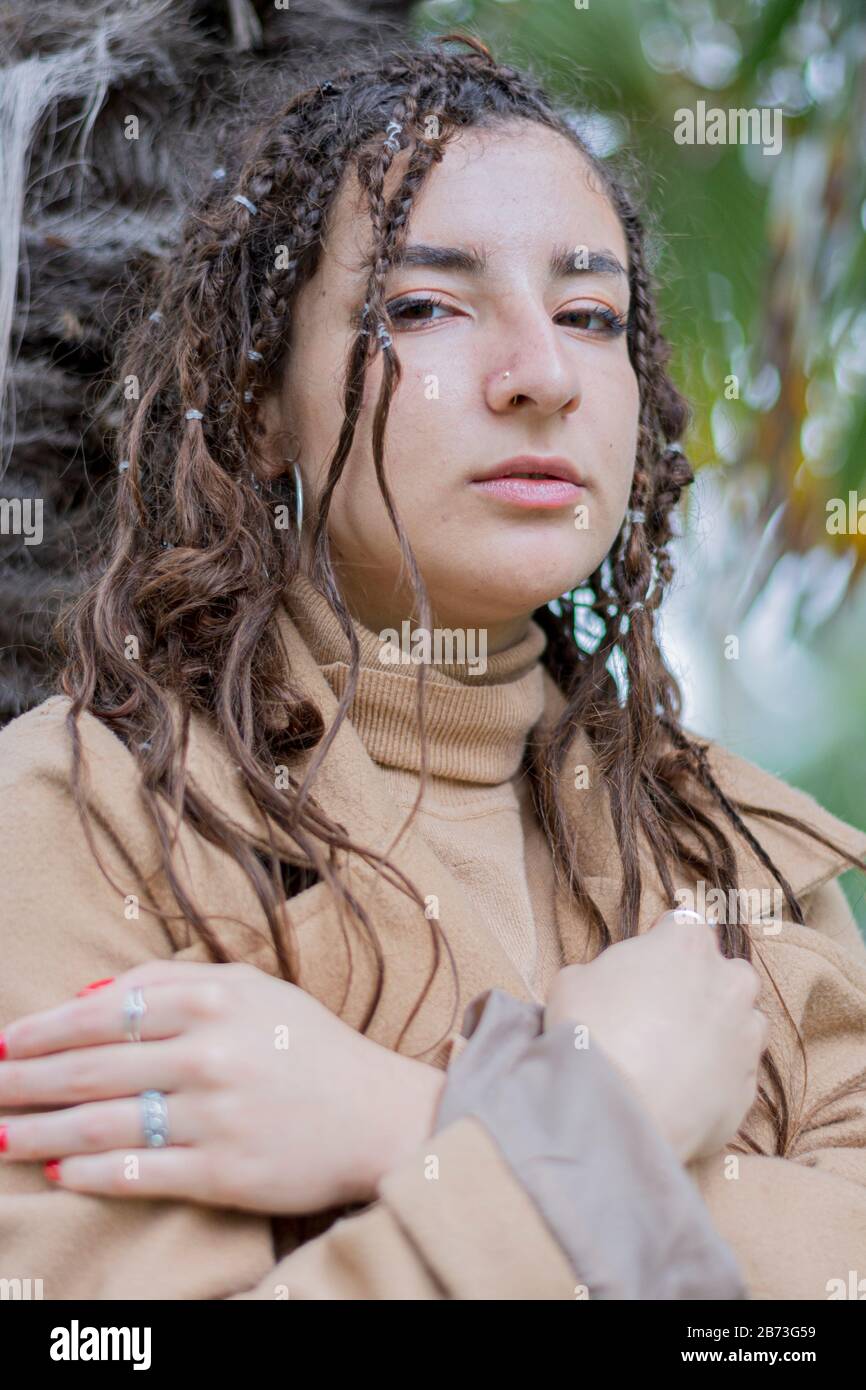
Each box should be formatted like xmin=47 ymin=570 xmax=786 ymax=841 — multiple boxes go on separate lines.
xmin=587 ymin=1045 xmax=694 ymax=1164
xmin=347 ymin=1050 xmax=447 ymax=1204
xmin=380 ymin=1053 xmax=447 ymax=1179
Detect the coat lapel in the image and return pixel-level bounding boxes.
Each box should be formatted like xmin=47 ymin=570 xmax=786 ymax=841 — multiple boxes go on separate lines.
xmin=536 ymin=667 xmax=866 ymax=961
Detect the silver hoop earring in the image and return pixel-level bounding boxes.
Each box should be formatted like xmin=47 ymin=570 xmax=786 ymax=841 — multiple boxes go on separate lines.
xmin=292 ymin=459 xmax=304 ymax=535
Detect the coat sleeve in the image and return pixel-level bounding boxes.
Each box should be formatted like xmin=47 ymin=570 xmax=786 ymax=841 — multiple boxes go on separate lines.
xmin=233 ymin=989 xmax=747 ymax=1301
xmin=0 ymin=703 xmax=584 ymax=1301
xmin=228 ymin=1112 xmax=583 ymax=1300
xmin=687 ymin=876 xmax=866 ymax=1300
xmin=0 ymin=703 xmax=278 ymax=1299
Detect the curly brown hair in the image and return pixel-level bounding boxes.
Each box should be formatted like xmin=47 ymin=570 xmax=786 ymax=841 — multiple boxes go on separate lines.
xmin=56 ymin=30 xmax=864 ymax=1158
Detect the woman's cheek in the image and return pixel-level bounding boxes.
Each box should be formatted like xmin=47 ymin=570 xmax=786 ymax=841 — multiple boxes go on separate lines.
xmin=600 ymin=374 xmax=640 ymax=506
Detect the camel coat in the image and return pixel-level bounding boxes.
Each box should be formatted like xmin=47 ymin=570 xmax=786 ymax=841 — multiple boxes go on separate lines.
xmin=1 ymin=597 xmax=866 ymax=1300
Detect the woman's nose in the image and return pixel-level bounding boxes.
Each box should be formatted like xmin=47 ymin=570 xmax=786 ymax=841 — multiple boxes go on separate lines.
xmin=485 ymin=316 xmax=581 ymax=418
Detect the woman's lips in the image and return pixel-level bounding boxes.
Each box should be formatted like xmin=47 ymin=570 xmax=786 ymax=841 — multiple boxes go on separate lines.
xmin=469 ymin=475 xmax=584 ymax=508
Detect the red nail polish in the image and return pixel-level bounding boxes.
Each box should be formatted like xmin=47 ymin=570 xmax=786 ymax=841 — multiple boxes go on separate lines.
xmin=75 ymin=978 xmax=114 ymax=997
xmin=44 ymin=1159 xmax=61 ymax=1182
xmin=0 ymin=1033 xmax=6 ymax=1061
xmin=0 ymin=1126 xmax=7 ymax=1154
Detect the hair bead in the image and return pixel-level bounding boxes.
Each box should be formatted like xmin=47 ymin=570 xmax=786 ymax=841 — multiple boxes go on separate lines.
xmin=232 ymin=194 xmax=258 ymax=214
xmin=185 ymin=409 xmax=204 ymax=420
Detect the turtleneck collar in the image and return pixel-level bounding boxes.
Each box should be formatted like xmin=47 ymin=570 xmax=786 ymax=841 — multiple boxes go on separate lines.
xmin=283 ymin=573 xmax=548 ymax=784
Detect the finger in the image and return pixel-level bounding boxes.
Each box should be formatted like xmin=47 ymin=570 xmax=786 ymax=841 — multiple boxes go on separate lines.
xmin=0 ymin=1094 xmax=195 ymax=1161
xmin=45 ymin=1147 xmax=211 ymax=1202
xmin=88 ymin=960 xmax=233 ymax=995
xmin=3 ymin=979 xmax=228 ymax=1060
xmin=0 ymin=1039 xmax=184 ymax=1108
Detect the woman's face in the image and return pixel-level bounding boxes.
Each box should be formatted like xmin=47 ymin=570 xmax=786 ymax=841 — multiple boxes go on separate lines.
xmin=261 ymin=118 xmax=640 ymax=650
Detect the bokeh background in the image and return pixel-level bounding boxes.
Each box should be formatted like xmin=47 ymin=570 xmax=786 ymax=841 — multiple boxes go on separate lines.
xmin=412 ymin=0 xmax=866 ymax=929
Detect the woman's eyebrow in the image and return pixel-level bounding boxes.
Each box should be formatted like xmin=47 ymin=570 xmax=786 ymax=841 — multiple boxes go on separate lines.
xmin=389 ymin=241 xmax=629 ymax=284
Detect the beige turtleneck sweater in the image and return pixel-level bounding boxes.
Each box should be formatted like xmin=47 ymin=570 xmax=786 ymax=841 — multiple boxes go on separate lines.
xmin=285 ymin=576 xmax=565 ymax=1004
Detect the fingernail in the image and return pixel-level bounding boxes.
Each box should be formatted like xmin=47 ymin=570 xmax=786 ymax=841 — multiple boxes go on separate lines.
xmin=0 ymin=1033 xmax=6 ymax=1061
xmin=0 ymin=1126 xmax=7 ymax=1154
xmin=75 ymin=978 xmax=115 ymax=997
xmin=44 ymin=1159 xmax=61 ymax=1182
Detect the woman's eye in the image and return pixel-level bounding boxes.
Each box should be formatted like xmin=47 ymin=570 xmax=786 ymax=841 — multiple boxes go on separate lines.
xmin=377 ymin=297 xmax=628 ymax=336
xmin=385 ymin=294 xmax=452 ymax=327
xmin=558 ymin=304 xmax=628 ymax=337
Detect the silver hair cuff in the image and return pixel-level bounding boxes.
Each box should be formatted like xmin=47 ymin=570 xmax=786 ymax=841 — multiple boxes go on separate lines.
xmin=383 ymin=119 xmax=402 ymax=152
xmin=293 ymin=459 xmax=304 ymax=534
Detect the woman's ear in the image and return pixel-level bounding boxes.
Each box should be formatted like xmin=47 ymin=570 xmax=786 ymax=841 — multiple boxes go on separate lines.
xmin=255 ymin=390 xmax=300 ymax=483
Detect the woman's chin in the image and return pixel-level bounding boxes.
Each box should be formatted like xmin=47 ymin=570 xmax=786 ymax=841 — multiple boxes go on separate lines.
xmin=422 ymin=562 xmax=597 ymax=632
xmin=443 ymin=543 xmax=601 ymax=616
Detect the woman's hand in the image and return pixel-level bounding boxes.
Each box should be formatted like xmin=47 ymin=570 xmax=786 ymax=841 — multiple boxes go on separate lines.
xmin=0 ymin=961 xmax=445 ymax=1213
xmin=543 ymin=909 xmax=770 ymax=1165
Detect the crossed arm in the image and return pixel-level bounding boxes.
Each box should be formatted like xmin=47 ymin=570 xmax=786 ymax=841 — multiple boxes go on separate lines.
xmin=2 ymin=718 xmax=865 ymax=1298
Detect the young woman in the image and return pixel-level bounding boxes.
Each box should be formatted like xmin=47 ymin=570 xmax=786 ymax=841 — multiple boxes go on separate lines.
xmin=1 ymin=32 xmax=865 ymax=1301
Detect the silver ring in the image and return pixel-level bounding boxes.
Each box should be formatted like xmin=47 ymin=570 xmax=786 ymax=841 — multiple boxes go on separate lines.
xmin=140 ymin=1090 xmax=169 ymax=1148
xmin=123 ymin=986 xmax=147 ymax=1043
